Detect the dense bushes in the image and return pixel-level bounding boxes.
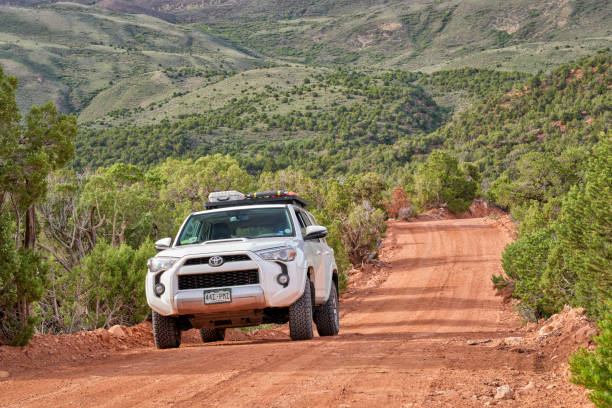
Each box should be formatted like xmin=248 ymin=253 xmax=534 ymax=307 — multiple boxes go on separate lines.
xmin=487 ymin=148 xmax=586 ymax=217
xmin=414 ymin=151 xmax=479 ymax=213
xmin=74 ymin=69 xmax=445 ymax=177
xmin=433 ymin=51 xmax=611 ymax=182
xmin=72 ymin=52 xmax=610 ymax=185
xmin=500 ymin=139 xmax=611 ymax=320
xmin=72 ymin=241 xmax=156 ymax=329
xmin=501 ymin=228 xmax=556 ymax=319
xmin=570 ymin=308 xmax=612 ymax=408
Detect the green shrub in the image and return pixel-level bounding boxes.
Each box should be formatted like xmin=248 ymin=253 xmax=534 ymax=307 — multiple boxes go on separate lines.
xmin=338 ymin=201 xmax=386 ymax=265
xmin=501 ymin=228 xmax=553 ymax=320
xmin=0 ymin=212 xmax=48 ymax=345
xmin=414 ymin=151 xmax=479 ymax=213
xmin=570 ymin=308 xmax=612 ymax=408
xmin=551 ymin=140 xmax=612 ymax=319
xmin=70 ymin=240 xmax=155 ymax=329
xmin=501 ymin=139 xmax=612 ymax=320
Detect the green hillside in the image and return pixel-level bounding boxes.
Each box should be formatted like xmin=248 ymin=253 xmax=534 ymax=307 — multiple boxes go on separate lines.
xmin=195 ymin=0 xmax=612 ymax=72
xmin=74 ymin=68 xmax=447 ymax=173
xmin=73 ymin=52 xmax=611 ymax=185
xmin=85 ymin=0 xmax=612 ymax=72
xmin=431 ymin=52 xmax=611 ymax=182
xmin=0 ymin=2 xmax=263 ymax=114
xmin=1 ymin=0 xmax=610 ymax=120
xmin=78 ymin=66 xmax=330 ymax=126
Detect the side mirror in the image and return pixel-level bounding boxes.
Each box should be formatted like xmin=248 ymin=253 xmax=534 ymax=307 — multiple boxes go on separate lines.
xmin=304 ymin=225 xmax=328 ymax=240
xmin=154 ymin=237 xmax=172 ymax=251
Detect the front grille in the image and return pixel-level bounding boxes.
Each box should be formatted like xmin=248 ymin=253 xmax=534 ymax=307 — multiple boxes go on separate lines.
xmin=178 ymin=270 xmax=260 ymax=290
xmin=184 ymin=254 xmax=251 ymax=266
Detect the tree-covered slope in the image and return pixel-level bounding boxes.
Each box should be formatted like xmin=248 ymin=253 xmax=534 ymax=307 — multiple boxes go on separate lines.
xmin=73 ymin=69 xmax=446 ymax=173
xmin=190 ymin=0 xmax=612 ymax=72
xmin=429 ymin=51 xmax=611 ymax=184
xmin=72 ymin=52 xmax=610 ymax=186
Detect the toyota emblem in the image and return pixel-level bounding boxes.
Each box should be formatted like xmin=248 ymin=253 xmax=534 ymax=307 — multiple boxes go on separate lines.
xmin=209 ymin=256 xmax=224 ymax=267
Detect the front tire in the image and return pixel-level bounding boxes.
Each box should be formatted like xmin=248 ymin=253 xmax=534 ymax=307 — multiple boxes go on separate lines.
xmin=152 ymin=310 xmax=181 ymax=349
xmin=289 ymin=276 xmax=314 ymax=341
xmin=200 ymin=328 xmax=226 ymax=342
xmin=314 ymin=281 xmax=340 ymax=336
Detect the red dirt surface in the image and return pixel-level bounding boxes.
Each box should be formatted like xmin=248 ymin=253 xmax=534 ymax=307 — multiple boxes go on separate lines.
xmin=0 ymin=218 xmax=594 ymax=407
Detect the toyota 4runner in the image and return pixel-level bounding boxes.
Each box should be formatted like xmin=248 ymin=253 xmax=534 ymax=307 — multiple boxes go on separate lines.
xmin=146 ymin=190 xmax=340 ymax=348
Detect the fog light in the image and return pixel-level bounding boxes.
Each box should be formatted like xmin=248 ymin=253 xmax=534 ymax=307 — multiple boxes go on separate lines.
xmin=277 ymin=273 xmax=289 ymax=287
xmin=154 ymin=283 xmax=165 ymax=296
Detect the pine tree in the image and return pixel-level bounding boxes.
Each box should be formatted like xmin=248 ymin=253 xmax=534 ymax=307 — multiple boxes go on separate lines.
xmin=570 ymin=308 xmax=612 ymax=408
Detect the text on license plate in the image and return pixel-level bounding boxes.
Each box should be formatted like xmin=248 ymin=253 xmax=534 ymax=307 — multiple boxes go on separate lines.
xmin=203 ymin=288 xmax=232 ymax=304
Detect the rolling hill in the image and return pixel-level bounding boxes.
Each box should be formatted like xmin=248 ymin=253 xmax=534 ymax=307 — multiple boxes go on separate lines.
xmin=192 ymin=0 xmax=612 ymax=72
xmin=0 ymin=2 xmax=263 ymax=114
xmin=1 ymin=0 xmax=610 ymax=118
xmin=72 ymin=52 xmax=610 ymax=184
xmin=6 ymin=0 xmax=610 ymax=72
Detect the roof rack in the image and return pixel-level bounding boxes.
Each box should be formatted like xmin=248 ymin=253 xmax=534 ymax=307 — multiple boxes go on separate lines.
xmin=204 ymin=190 xmax=309 ymax=210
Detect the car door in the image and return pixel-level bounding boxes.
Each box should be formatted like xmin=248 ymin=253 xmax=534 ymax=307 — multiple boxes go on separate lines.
xmin=296 ymin=210 xmax=324 ymax=289
xmin=305 ymin=211 xmax=332 ymax=303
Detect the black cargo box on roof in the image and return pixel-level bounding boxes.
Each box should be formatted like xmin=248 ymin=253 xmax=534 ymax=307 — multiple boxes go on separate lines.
xmin=204 ymin=196 xmax=309 ymax=210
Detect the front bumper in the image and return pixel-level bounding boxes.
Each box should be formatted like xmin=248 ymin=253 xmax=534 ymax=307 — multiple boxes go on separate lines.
xmin=146 ymin=251 xmax=308 ymax=316
xmin=174 ymin=284 xmax=265 ymax=314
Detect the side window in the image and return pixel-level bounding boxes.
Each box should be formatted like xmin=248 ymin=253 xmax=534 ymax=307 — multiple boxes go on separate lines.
xmin=306 ymin=212 xmax=317 ymax=225
xmin=302 ymin=212 xmax=313 ymax=226
xmin=295 ymin=211 xmax=310 ymax=236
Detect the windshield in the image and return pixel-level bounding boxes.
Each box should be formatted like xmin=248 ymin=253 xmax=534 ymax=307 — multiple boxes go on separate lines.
xmin=177 ymin=207 xmax=295 ymax=245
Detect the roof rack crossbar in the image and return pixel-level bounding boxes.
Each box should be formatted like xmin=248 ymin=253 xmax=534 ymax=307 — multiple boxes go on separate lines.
xmin=204 ymin=196 xmax=309 ymax=210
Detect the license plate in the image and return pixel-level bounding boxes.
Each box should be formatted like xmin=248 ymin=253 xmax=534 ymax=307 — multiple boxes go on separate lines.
xmin=203 ymin=288 xmax=232 ymax=305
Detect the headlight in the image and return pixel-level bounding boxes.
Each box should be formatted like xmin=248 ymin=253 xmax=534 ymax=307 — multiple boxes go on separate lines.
xmin=147 ymin=257 xmax=178 ymax=273
xmin=255 ymin=247 xmax=297 ymax=262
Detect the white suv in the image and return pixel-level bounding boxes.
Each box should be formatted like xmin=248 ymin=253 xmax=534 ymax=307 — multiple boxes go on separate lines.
xmin=146 ymin=191 xmax=340 ymax=348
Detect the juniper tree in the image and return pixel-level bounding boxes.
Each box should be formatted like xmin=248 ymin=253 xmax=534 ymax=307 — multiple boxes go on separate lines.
xmin=0 ymin=65 xmax=76 ymax=344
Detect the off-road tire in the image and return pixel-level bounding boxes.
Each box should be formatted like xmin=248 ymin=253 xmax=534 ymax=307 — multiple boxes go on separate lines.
xmin=152 ymin=310 xmax=181 ymax=349
xmin=200 ymin=328 xmax=226 ymax=342
xmin=314 ymin=281 xmax=340 ymax=336
xmin=289 ymin=276 xmax=314 ymax=341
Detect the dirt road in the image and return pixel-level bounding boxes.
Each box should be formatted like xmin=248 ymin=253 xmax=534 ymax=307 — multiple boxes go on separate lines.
xmin=0 ymin=219 xmax=591 ymax=407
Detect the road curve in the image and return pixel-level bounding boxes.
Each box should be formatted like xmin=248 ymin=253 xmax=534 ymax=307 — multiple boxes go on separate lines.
xmin=0 ymin=219 xmax=582 ymax=407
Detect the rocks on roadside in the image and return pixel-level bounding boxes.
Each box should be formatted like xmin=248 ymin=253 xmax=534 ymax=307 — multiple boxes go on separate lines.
xmin=467 ymin=338 xmax=492 ymax=345
xmin=503 ymin=337 xmax=523 ymax=346
xmin=108 ymin=325 xmax=126 ymax=338
xmin=538 ymin=306 xmax=587 ymax=339
xmin=573 ymin=326 xmax=597 ymax=346
xmin=519 ymin=381 xmax=536 ymax=393
xmin=494 ymin=385 xmax=514 ymax=400
xmin=93 ymin=328 xmax=111 ymax=343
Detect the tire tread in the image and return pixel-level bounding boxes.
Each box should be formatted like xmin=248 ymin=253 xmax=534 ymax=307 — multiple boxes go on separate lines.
xmin=314 ymin=282 xmax=340 ymax=336
xmin=152 ymin=310 xmax=181 ymax=349
xmin=200 ymin=328 xmax=226 ymax=342
xmin=289 ymin=276 xmax=314 ymax=341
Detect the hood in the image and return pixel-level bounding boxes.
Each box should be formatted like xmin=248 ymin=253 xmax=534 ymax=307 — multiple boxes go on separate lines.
xmin=156 ymin=237 xmax=299 ymax=259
